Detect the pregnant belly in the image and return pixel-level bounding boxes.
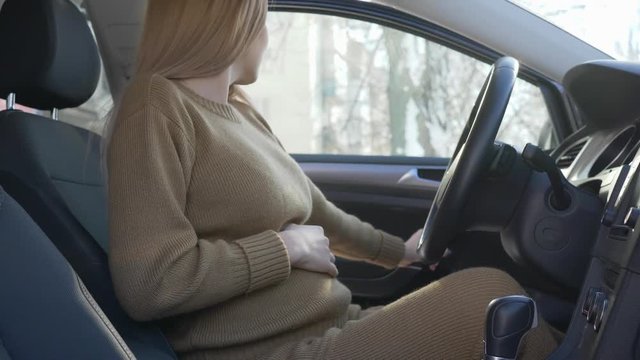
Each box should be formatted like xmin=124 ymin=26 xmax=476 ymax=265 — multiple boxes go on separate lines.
xmin=164 ymin=270 xmax=353 ymax=351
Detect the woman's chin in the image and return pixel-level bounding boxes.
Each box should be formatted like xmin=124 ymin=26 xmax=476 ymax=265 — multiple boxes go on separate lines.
xmin=235 ymin=73 xmax=259 ymax=86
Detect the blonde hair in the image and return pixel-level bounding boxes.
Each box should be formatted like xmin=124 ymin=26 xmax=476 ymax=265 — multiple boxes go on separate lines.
xmin=135 ymin=0 xmax=267 ymax=101
xmin=101 ymin=0 xmax=268 ymax=175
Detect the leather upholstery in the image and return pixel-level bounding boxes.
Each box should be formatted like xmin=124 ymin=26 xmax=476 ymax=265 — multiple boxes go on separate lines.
xmin=0 ymin=112 xmax=108 ymax=249
xmin=0 ymin=131 xmax=175 ymax=359
xmin=0 ymin=1 xmax=177 ymax=358
xmin=0 ymin=115 xmax=176 ymax=359
xmin=0 ymin=186 xmax=132 ymax=359
xmin=0 ymin=342 xmax=10 ymax=360
xmin=0 ymin=0 xmax=100 ymax=110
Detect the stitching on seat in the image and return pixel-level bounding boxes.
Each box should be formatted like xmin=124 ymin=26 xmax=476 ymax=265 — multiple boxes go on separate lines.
xmin=50 ymin=176 xmax=103 ymax=187
xmin=74 ymin=274 xmax=136 ymax=360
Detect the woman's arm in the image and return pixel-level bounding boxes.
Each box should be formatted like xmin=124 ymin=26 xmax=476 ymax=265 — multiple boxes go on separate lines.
xmin=237 ymin=105 xmax=407 ymax=269
xmin=304 ymin=178 xmax=405 ymax=269
xmin=108 ymin=105 xmax=290 ymax=321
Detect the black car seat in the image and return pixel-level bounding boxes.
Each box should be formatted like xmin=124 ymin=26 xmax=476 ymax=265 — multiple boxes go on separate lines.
xmin=0 ymin=0 xmax=175 ymax=358
xmin=0 ymin=185 xmax=133 ymax=359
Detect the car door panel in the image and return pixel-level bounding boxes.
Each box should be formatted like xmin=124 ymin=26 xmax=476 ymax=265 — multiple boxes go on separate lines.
xmin=298 ymin=157 xmax=446 ymax=237
xmin=300 ymin=162 xmax=443 ymax=203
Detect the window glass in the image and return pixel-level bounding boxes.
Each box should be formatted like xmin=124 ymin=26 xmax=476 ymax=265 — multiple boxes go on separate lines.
xmin=244 ymin=12 xmax=555 ymax=157
xmin=511 ymin=0 xmax=640 ymax=61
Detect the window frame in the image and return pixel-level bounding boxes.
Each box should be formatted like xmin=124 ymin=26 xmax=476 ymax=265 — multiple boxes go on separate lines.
xmin=268 ymin=0 xmax=576 ymax=160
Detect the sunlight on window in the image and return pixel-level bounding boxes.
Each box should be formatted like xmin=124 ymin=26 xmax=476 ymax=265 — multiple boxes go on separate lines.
xmin=512 ymin=0 xmax=640 ymax=60
xmin=245 ymin=12 xmax=553 ymax=157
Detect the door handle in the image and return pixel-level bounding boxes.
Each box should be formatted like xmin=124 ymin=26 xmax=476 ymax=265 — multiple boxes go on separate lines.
xmin=397 ymin=168 xmax=440 ymax=191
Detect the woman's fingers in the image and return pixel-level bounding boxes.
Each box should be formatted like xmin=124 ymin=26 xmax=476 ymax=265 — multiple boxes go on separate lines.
xmin=279 ymin=224 xmax=338 ymax=277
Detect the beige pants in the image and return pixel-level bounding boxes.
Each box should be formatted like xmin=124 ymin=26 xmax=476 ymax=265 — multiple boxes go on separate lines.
xmin=269 ymin=267 xmax=558 ymax=360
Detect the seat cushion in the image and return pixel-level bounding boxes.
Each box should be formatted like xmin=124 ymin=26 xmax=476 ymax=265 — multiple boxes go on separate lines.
xmin=0 ymin=185 xmax=132 ymax=359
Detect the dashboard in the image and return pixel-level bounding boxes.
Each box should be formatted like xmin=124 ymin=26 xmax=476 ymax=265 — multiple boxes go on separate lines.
xmin=549 ymin=61 xmax=640 ymax=359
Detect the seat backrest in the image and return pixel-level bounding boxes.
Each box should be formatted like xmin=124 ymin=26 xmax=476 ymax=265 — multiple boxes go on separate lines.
xmin=0 ymin=0 xmax=107 ymax=249
xmin=0 ymin=0 xmax=175 ymax=358
xmin=0 ymin=185 xmax=133 ymax=360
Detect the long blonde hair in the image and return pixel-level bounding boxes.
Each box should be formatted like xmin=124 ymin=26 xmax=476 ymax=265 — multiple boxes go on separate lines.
xmin=135 ymin=0 xmax=268 ymax=101
xmin=102 ymin=0 xmax=268 ymax=175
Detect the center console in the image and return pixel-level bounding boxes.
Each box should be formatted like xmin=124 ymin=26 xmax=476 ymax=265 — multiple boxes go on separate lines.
xmin=550 ymin=157 xmax=640 ymax=359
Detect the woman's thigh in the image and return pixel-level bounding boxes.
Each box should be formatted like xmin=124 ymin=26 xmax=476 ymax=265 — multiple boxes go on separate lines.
xmin=323 ymin=267 xmax=557 ymax=360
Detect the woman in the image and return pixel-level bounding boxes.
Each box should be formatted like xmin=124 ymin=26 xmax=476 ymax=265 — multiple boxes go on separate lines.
xmin=107 ymin=1 xmax=557 ymax=359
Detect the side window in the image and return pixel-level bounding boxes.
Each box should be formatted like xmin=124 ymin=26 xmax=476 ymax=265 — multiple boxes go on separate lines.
xmin=501 ymin=79 xmax=558 ymax=150
xmin=244 ymin=12 xmax=556 ymax=157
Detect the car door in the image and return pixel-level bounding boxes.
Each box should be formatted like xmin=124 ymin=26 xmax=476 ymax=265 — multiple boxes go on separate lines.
xmin=244 ymin=0 xmax=568 ymax=304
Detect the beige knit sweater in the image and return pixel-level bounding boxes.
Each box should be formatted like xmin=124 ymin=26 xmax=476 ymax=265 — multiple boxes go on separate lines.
xmin=107 ymin=74 xmax=406 ymax=358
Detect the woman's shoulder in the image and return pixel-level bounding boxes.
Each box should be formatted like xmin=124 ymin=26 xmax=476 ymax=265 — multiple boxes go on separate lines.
xmin=114 ymin=75 xmax=204 ymax=148
xmin=118 ymin=74 xmax=187 ymax=120
xmin=111 ymin=75 xmax=198 ymax=150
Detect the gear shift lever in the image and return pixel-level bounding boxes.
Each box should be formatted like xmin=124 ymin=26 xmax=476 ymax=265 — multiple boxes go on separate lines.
xmin=484 ymin=295 xmax=538 ymax=360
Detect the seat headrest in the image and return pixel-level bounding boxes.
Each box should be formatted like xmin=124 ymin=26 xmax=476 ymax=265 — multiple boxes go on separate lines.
xmin=0 ymin=0 xmax=100 ymax=110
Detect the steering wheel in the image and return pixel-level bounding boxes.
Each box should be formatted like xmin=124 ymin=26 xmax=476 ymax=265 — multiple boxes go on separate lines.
xmin=417 ymin=57 xmax=519 ymax=264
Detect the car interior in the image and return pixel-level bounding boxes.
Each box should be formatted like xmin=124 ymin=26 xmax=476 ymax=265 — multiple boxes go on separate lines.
xmin=1 ymin=0 xmax=640 ymax=359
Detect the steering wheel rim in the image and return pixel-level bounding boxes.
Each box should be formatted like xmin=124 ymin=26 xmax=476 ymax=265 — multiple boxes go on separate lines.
xmin=417 ymin=57 xmax=520 ymax=264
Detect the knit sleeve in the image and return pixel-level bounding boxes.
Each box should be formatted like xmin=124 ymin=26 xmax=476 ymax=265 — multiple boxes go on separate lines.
xmin=107 ymin=105 xmax=290 ymax=322
xmin=305 ymin=177 xmax=405 ymax=269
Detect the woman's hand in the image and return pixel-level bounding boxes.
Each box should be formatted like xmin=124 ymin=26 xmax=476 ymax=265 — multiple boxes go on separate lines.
xmin=399 ymin=229 xmax=451 ymax=270
xmin=279 ymin=224 xmax=338 ymax=277
xmin=399 ymin=229 xmax=424 ymax=267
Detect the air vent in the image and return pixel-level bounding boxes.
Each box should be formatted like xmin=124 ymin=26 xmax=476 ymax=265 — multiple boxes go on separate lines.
xmin=557 ymin=139 xmax=588 ymax=169
xmin=589 ymin=126 xmax=636 ymax=177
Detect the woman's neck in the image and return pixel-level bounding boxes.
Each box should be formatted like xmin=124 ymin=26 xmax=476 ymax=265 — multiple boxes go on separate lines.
xmin=179 ymin=70 xmax=233 ymax=105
